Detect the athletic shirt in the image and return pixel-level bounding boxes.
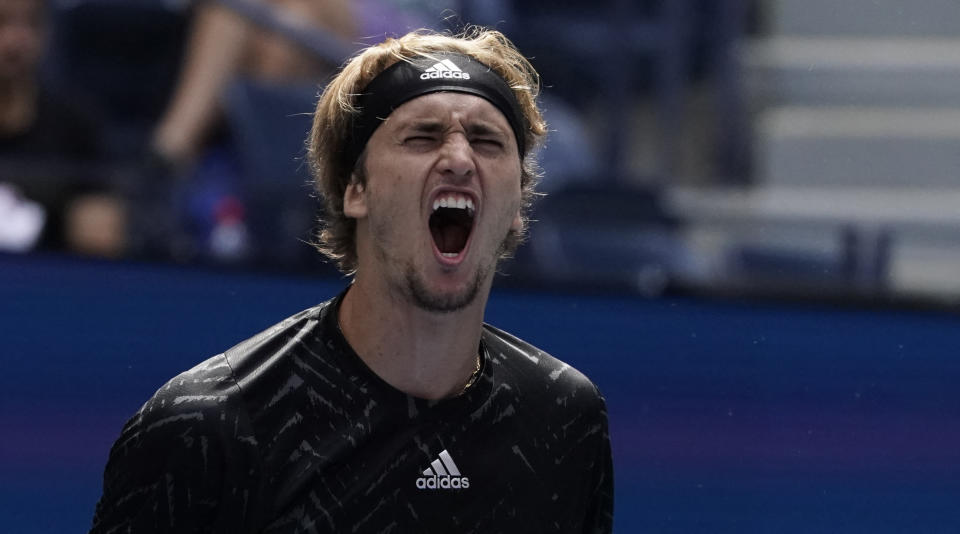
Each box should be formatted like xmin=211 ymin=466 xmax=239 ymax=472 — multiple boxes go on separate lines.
xmin=90 ymin=291 xmax=614 ymax=533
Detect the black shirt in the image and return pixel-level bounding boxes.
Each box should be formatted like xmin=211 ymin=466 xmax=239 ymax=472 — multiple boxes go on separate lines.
xmin=90 ymin=291 xmax=614 ymax=533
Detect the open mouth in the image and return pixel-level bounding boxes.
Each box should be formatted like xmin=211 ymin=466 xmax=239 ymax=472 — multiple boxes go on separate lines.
xmin=429 ymin=193 xmax=476 ymax=259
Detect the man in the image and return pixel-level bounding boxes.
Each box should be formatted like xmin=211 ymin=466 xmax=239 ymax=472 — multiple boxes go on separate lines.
xmin=91 ymin=28 xmax=613 ymax=533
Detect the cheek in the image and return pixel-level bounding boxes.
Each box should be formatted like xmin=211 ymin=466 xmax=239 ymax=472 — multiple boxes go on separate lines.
xmin=364 ymin=181 xmax=421 ymax=238
xmin=486 ymin=175 xmax=523 ymax=235
xmin=505 ymin=166 xmax=524 ymax=227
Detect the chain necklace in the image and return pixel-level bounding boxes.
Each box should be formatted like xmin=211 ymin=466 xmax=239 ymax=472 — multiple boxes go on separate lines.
xmin=457 ymin=353 xmax=483 ymax=396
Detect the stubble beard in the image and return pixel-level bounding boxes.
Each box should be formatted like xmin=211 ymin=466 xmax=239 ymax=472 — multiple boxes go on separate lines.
xmin=404 ymin=259 xmax=487 ymax=314
xmin=367 ymin=199 xmax=516 ymax=314
xmin=402 ymin=230 xmax=513 ymax=314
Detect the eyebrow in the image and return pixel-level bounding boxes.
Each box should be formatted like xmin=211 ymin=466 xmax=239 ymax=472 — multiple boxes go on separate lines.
xmin=395 ymin=119 xmax=509 ymax=138
xmin=400 ymin=120 xmax=444 ymax=134
xmin=466 ymin=123 xmax=508 ymax=138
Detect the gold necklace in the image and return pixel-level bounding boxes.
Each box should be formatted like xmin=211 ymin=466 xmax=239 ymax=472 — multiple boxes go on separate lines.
xmin=458 ymin=353 xmax=483 ymax=395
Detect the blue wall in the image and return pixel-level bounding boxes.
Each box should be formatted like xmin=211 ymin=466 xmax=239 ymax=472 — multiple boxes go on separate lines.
xmin=2 ymin=253 xmax=959 ymax=533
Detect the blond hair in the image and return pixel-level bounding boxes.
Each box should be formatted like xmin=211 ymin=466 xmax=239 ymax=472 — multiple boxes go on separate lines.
xmin=308 ymin=28 xmax=547 ymax=273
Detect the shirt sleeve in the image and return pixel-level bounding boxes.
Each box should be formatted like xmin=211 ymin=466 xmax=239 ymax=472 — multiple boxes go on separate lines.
xmin=584 ymin=393 xmax=615 ymax=534
xmin=89 ymin=359 xmax=260 ymax=533
xmin=89 ymin=398 xmax=227 ymax=532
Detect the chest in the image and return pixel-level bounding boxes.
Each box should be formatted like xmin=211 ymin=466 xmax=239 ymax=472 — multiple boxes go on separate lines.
xmin=252 ymin=398 xmax=592 ymax=532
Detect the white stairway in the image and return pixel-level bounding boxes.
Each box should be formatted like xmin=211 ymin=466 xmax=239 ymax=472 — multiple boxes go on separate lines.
xmin=726 ymin=0 xmax=960 ymax=298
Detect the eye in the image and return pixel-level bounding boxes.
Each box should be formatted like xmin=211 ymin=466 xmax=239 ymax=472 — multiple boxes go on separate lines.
xmin=404 ymin=136 xmax=439 ymax=149
xmin=473 ymin=138 xmax=502 ymax=146
xmin=470 ymin=138 xmax=504 ymax=153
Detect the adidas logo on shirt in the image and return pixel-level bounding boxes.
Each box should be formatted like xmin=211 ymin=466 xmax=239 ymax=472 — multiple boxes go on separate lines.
xmin=416 ymin=449 xmax=470 ymax=489
xmin=420 ymin=59 xmax=472 ymax=80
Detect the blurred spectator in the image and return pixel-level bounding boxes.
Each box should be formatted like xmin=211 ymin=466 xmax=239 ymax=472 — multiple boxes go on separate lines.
xmin=140 ymin=0 xmax=355 ymax=263
xmin=151 ymin=0 xmax=355 ymax=170
xmin=0 ymin=0 xmax=124 ymax=257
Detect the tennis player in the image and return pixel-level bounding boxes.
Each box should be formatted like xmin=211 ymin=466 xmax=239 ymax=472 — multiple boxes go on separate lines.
xmin=90 ymin=28 xmax=613 ymax=533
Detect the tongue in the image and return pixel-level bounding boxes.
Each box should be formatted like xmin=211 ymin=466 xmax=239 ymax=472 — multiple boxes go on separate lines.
xmin=431 ymin=223 xmax=469 ymax=254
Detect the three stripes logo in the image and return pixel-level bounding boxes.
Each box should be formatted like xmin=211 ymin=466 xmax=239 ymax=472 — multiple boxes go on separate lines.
xmin=415 ymin=449 xmax=470 ymax=489
xmin=420 ymin=59 xmax=472 ymax=81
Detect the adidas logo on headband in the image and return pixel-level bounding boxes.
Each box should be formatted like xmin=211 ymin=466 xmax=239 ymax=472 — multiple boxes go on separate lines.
xmin=348 ymin=52 xmax=525 ymax=168
xmin=420 ymin=59 xmax=472 ymax=80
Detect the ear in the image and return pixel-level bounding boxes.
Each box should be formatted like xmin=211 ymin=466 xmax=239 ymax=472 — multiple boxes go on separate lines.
xmin=343 ymin=180 xmax=368 ymax=219
xmin=510 ymin=209 xmax=523 ymax=233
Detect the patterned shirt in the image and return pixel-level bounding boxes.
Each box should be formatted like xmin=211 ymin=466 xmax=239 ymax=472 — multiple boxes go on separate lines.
xmin=90 ymin=291 xmax=613 ymax=533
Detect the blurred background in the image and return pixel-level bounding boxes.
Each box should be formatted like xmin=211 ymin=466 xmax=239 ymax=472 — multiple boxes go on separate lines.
xmin=2 ymin=0 xmax=959 ymax=532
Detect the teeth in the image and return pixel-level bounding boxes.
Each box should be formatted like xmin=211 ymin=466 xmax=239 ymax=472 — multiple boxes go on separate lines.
xmin=431 ymin=193 xmax=476 ymax=214
xmin=441 ymin=252 xmax=458 ymax=258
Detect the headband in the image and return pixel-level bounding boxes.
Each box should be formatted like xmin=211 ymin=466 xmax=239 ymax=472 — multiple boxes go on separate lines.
xmin=344 ymin=52 xmax=527 ymax=171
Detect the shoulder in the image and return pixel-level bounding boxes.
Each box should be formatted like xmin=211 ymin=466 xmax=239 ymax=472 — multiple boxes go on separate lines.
xmin=130 ymin=301 xmax=329 ymax=444
xmin=479 ymin=324 xmax=613 ymax=530
xmin=91 ymin=354 xmax=255 ymax=533
xmin=125 ymin=300 xmax=331 ymax=447
xmin=221 ymin=303 xmax=327 ymax=376
xmin=108 ymin=353 xmax=245 ymax=465
xmin=93 ymin=301 xmax=337 ymax=533
xmin=481 ymin=323 xmax=607 ymax=413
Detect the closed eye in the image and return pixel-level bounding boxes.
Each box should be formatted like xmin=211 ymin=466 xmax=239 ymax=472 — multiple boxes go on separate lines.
xmin=404 ymin=136 xmax=439 ymax=148
xmin=465 ymin=123 xmax=510 ymax=155
xmin=472 ymin=138 xmax=503 ymax=146
xmin=470 ymin=137 xmax=505 ymax=155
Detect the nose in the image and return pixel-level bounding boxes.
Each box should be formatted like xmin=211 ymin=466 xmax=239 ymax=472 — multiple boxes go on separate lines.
xmin=437 ymin=134 xmax=475 ymax=180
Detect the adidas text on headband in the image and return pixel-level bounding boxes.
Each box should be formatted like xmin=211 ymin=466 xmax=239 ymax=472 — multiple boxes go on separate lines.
xmin=344 ymin=52 xmax=528 ymax=173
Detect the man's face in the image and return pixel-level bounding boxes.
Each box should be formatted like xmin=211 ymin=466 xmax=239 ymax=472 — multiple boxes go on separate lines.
xmin=0 ymin=0 xmax=45 ymax=83
xmin=345 ymin=92 xmax=523 ymax=313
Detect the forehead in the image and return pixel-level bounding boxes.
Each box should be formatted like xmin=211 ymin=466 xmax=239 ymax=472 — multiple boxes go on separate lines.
xmin=386 ymin=92 xmax=512 ymax=131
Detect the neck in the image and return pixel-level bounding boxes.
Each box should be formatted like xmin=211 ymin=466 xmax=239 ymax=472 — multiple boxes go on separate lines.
xmin=338 ymin=271 xmax=490 ymax=400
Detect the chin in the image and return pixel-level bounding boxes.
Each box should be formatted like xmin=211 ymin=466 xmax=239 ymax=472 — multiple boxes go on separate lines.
xmin=405 ymin=264 xmax=486 ymax=314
